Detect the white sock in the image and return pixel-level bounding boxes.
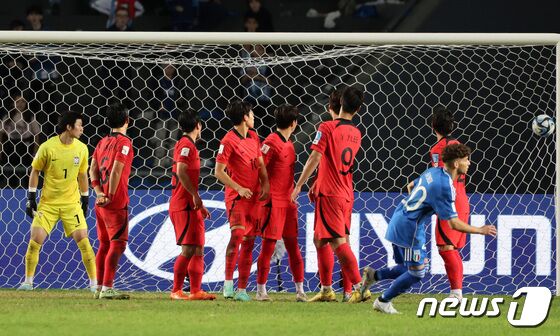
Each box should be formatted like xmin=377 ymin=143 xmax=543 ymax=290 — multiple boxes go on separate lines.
xmin=321 ymin=285 xmax=332 ymax=291
xmin=257 ymin=284 xmax=267 ymax=295
xmin=224 ymin=280 xmax=233 ymax=288
xmin=89 ymin=279 xmax=97 ymax=288
xmin=450 ymin=289 xmax=462 ymax=297
xmin=295 ymin=282 xmax=304 ymax=293
xmin=25 ymin=276 xmax=33 ymax=284
xmin=237 ymin=288 xmax=247 ymax=294
xmin=101 ymin=286 xmax=111 ymax=292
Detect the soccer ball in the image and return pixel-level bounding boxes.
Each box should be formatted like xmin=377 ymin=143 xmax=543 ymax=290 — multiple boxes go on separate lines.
xmin=532 ymin=114 xmax=555 ymax=137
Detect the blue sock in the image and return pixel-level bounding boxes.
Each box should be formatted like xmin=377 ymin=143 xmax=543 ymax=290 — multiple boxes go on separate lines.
xmin=381 ymin=271 xmax=423 ymax=302
xmin=376 ymin=264 xmax=407 ymax=281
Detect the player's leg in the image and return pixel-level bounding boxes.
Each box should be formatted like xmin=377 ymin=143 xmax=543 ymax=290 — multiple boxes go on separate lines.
xmin=18 ymin=203 xmax=56 ymax=290
xmin=309 ymin=197 xmax=335 ymax=302
xmin=170 ymin=210 xmax=192 ymax=299
xmin=327 ymin=199 xmax=363 ymax=303
xmin=236 ymin=234 xmax=256 ymax=302
xmin=95 ymin=207 xmax=109 ymax=298
xmin=282 ymin=204 xmax=306 ymax=302
xmin=341 ymin=234 xmax=353 ymax=302
xmin=224 ymin=200 xmax=244 ymax=299
xmin=64 ymin=204 xmax=97 ymax=292
xmin=184 ymin=211 xmax=215 ymax=300
xmin=99 ymin=209 xmax=129 ymax=300
xmin=329 ymin=237 xmax=363 ymax=303
xmin=374 ymin=247 xmax=426 ymax=314
xmin=436 ymin=215 xmax=467 ymax=300
xmin=256 ymin=204 xmax=281 ymax=301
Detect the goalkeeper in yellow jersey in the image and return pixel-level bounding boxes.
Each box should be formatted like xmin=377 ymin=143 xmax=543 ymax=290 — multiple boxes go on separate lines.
xmin=17 ymin=111 xmax=97 ymax=292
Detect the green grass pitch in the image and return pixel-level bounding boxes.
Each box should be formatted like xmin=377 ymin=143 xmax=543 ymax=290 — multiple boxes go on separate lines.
xmin=0 ymin=290 xmax=558 ymax=336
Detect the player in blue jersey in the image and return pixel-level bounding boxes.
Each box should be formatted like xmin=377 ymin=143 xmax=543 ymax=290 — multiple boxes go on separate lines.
xmin=360 ymin=143 xmax=496 ymax=314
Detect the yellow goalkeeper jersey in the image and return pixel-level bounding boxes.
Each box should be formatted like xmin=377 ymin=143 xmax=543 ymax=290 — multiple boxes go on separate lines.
xmin=31 ymin=136 xmax=89 ymax=206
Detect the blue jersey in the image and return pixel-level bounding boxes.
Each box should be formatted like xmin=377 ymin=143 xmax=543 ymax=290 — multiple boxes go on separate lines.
xmin=386 ymin=167 xmax=458 ymax=248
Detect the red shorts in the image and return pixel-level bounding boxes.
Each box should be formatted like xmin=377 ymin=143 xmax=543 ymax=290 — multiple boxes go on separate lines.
xmin=95 ymin=206 xmax=129 ymax=241
xmin=258 ymin=201 xmax=298 ymax=240
xmin=226 ymin=199 xmax=259 ymax=236
xmin=169 ymin=210 xmax=205 ymax=246
xmin=314 ymin=196 xmax=352 ymax=239
xmin=436 ymin=198 xmax=470 ymax=248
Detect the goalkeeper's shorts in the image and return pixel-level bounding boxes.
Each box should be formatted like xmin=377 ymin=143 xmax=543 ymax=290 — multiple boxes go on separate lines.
xmin=32 ymin=202 xmax=87 ymax=237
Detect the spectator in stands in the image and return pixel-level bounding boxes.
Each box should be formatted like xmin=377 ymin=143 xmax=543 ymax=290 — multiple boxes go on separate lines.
xmin=244 ymin=13 xmax=259 ymax=32
xmin=9 ymin=19 xmax=24 ymax=30
xmin=150 ymin=64 xmax=185 ymax=167
xmin=245 ymin=0 xmax=274 ymax=32
xmin=91 ymin=0 xmax=144 ymax=28
xmin=0 ymin=93 xmax=40 ymax=168
xmin=166 ymin=0 xmax=199 ymax=31
xmin=107 ymin=6 xmax=134 ymax=31
xmin=25 ymin=5 xmax=46 ymax=31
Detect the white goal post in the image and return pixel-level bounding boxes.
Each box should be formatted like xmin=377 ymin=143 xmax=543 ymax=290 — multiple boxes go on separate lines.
xmin=0 ymin=31 xmax=557 ymax=296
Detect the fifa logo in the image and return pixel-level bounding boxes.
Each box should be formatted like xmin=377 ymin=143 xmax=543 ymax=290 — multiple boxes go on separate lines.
xmin=417 ymin=287 xmax=553 ymax=327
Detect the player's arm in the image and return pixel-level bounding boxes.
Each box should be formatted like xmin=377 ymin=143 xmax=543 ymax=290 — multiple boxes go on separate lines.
xmin=257 ymin=156 xmax=270 ymax=201
xmin=447 ymin=217 xmax=496 ymax=236
xmin=177 ymin=161 xmax=204 ymax=210
xmin=77 ymin=171 xmax=89 ymax=217
xmin=291 ymin=150 xmax=322 ymax=203
xmin=214 ymin=162 xmax=253 ymax=199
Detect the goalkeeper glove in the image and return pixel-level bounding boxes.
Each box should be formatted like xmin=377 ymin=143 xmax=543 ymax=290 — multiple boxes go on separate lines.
xmin=26 ymin=191 xmax=37 ymax=219
xmin=81 ymin=195 xmax=89 ymax=218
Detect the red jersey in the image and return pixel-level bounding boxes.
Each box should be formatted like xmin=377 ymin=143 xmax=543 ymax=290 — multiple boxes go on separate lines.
xmin=216 ymin=128 xmax=262 ymax=203
xmin=261 ymin=131 xmax=295 ymax=207
xmin=92 ymin=132 xmax=134 ymax=210
xmin=311 ymin=119 xmax=361 ymax=201
xmin=430 ymin=137 xmax=467 ymax=197
xmin=169 ymin=135 xmax=200 ymax=212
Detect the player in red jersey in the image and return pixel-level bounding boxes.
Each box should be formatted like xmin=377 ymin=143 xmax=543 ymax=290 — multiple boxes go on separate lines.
xmin=169 ymin=109 xmax=216 ymax=301
xmin=430 ymin=107 xmax=470 ymax=301
xmin=309 ymin=89 xmax=355 ymax=301
xmin=255 ymin=104 xmax=306 ymax=302
xmin=408 ymin=106 xmax=470 ymax=301
xmin=291 ymin=86 xmax=367 ymax=303
xmin=214 ymin=100 xmax=270 ymax=301
xmin=89 ymin=102 xmax=133 ymax=300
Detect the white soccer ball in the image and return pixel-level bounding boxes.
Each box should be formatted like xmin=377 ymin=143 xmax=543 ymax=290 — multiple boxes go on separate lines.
xmin=532 ymin=114 xmax=555 ymax=137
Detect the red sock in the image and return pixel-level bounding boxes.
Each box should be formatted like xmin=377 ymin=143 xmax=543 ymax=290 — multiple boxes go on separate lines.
xmin=316 ymin=243 xmax=334 ymax=286
xmin=172 ymin=255 xmax=189 ymax=293
xmin=439 ymin=249 xmax=463 ymax=290
xmin=342 ymin=268 xmax=352 ymax=294
xmin=257 ymin=239 xmax=276 ymax=284
xmin=334 ymin=243 xmax=361 ymax=286
xmin=95 ymin=239 xmax=109 ymax=286
xmin=225 ymin=229 xmax=244 ymax=281
xmin=188 ymin=255 xmax=204 ymax=294
xmin=284 ymin=237 xmax=304 ymax=283
xmin=103 ymin=240 xmax=126 ymax=288
xmin=237 ymin=238 xmax=255 ymax=289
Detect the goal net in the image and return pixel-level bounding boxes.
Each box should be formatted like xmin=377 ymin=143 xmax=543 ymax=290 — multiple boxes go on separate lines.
xmin=0 ymin=32 xmax=557 ymax=295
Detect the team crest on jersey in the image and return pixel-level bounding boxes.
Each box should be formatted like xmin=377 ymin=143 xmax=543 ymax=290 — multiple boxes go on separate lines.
xmin=413 ymin=249 xmax=421 ymax=262
xmin=312 ymin=131 xmax=322 ymax=145
xmin=122 ymin=146 xmax=130 ymax=155
xmin=432 ymin=154 xmax=439 ymax=166
xmin=180 ymin=147 xmax=190 ymax=157
xmin=73 ymin=156 xmax=79 ymax=166
xmin=261 ymin=144 xmax=270 ymax=154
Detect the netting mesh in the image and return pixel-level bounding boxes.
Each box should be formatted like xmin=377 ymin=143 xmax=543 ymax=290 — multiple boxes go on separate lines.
xmin=0 ymin=41 xmax=556 ymax=295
